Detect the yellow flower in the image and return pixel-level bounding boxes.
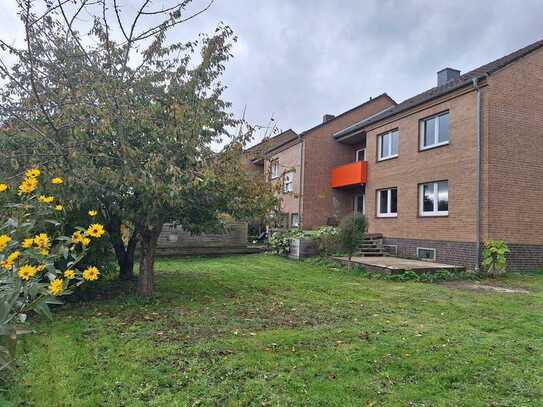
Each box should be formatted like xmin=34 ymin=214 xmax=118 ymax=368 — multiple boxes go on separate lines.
xmin=18 ymin=177 xmax=38 ymax=194
xmin=82 ymin=237 xmax=91 ymax=247
xmin=88 ymin=210 xmax=97 ymax=217
xmin=1 ymin=251 xmax=20 ymax=270
xmin=87 ymin=224 xmax=105 ymax=238
xmin=25 ymin=168 xmax=40 ymax=178
xmin=82 ymin=266 xmax=100 ymax=281
xmin=71 ymin=230 xmax=84 ymax=244
xmin=34 ymin=233 xmax=50 ymax=249
xmin=48 ymin=278 xmax=64 ymax=296
xmin=38 ymin=195 xmax=55 ymax=203
xmin=0 ymin=235 xmax=11 ymax=252
xmin=54 ymin=205 xmax=64 ymax=211
xmin=0 ymin=183 xmax=8 ymax=192
xmin=51 ymin=177 xmax=63 ymax=185
xmin=18 ymin=264 xmax=38 ymax=281
xmin=21 ymin=238 xmax=34 ymax=249
xmin=64 ymin=269 xmax=76 ymax=279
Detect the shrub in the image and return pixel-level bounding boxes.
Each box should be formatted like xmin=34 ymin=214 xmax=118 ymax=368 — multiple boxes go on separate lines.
xmin=269 ymin=229 xmax=303 ymax=256
xmin=482 ymin=240 xmax=510 ymax=276
xmin=338 ymin=214 xmax=367 ymax=266
xmin=0 ymin=168 xmax=104 ymax=378
xmin=314 ymin=226 xmax=338 ymax=256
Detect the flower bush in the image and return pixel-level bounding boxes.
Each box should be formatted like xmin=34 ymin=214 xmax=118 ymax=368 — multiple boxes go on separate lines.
xmin=269 ymin=229 xmax=304 ymax=256
xmin=314 ymin=226 xmax=338 ymax=256
xmin=0 ymin=168 xmax=104 ymax=375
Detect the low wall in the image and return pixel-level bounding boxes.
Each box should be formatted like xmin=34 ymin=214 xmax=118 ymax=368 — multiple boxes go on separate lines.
xmin=289 ymin=238 xmax=320 ymax=260
xmin=156 ymin=222 xmax=250 ymax=256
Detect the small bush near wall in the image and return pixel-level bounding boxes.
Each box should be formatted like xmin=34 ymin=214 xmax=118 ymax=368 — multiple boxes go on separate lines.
xmin=314 ymin=226 xmax=338 ymax=256
xmin=269 ymin=229 xmax=303 ymax=256
xmin=482 ymin=240 xmax=510 ymax=276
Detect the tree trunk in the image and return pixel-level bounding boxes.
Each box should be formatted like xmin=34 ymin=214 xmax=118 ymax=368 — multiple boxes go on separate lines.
xmin=108 ymin=215 xmax=138 ymax=281
xmin=137 ymin=223 xmax=162 ymax=297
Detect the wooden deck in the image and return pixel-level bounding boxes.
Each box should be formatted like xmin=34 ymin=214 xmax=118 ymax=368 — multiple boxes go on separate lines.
xmin=332 ymin=255 xmax=465 ymax=274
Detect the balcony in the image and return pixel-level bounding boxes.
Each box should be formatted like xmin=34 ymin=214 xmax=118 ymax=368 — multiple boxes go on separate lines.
xmin=330 ymin=161 xmax=368 ymax=189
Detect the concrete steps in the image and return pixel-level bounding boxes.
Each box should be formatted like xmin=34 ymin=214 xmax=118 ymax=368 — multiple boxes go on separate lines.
xmin=357 ymin=234 xmax=384 ymax=257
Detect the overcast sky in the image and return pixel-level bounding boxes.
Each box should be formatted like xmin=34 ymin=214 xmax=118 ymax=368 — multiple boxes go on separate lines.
xmin=2 ymin=0 xmax=542 ymax=146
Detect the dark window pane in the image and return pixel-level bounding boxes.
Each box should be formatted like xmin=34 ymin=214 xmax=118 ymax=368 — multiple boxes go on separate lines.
xmin=390 ymin=131 xmax=399 ymax=156
xmin=390 ymin=188 xmax=397 ymax=213
xmin=418 ymin=248 xmax=435 ymax=260
xmin=423 ymin=184 xmax=434 ymax=212
xmin=438 ymin=114 xmax=449 ymax=143
xmin=379 ymin=190 xmax=388 ymax=214
xmin=424 ymin=117 xmax=436 ymax=147
xmin=438 ymin=181 xmax=448 ymax=211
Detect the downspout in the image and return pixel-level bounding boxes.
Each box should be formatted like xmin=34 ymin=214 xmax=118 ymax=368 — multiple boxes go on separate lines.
xmin=472 ymin=75 xmax=486 ymax=271
xmin=298 ymin=134 xmax=304 ymax=228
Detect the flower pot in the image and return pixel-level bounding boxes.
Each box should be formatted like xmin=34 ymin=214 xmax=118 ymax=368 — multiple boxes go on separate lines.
xmin=0 ymin=325 xmax=16 ymax=378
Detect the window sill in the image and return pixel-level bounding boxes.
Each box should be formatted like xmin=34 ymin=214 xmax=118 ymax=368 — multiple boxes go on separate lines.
xmin=419 ymin=141 xmax=449 ymax=152
xmin=419 ymin=212 xmax=448 ymax=217
xmin=376 ymin=214 xmax=398 ymax=218
xmin=377 ymin=155 xmax=398 ymax=163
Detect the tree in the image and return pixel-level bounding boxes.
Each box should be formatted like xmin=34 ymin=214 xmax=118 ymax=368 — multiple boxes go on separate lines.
xmin=338 ymin=213 xmax=367 ymax=269
xmin=0 ymin=1 xmax=274 ymax=296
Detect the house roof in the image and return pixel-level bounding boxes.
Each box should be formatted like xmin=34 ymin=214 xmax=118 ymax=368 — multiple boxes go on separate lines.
xmin=245 ymin=129 xmax=299 ymax=162
xmin=335 ymin=37 xmax=543 ymax=139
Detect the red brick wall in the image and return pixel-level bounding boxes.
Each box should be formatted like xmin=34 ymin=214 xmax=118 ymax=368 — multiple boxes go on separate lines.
xmin=302 ymin=95 xmax=395 ymax=229
xmin=485 ymin=47 xmax=543 ymax=245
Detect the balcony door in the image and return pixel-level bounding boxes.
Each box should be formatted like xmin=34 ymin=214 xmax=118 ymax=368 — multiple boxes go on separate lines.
xmin=355 ymin=148 xmax=366 ymax=162
xmin=354 ymin=193 xmax=365 ymax=215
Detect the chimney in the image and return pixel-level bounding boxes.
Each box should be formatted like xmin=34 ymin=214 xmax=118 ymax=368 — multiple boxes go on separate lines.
xmin=323 ymin=114 xmax=335 ymax=123
xmin=437 ymin=68 xmax=461 ymax=86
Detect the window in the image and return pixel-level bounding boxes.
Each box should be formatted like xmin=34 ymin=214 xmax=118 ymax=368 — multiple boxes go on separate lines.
xmin=283 ymin=171 xmax=294 ymax=193
xmin=420 ymin=181 xmax=448 ymax=216
xmin=420 ymin=112 xmax=449 ymax=149
xmin=377 ymin=188 xmax=397 ymax=217
xmin=355 ymin=148 xmax=366 ymax=161
xmin=354 ymin=194 xmax=365 ymax=214
xmin=270 ymin=160 xmax=279 ymax=179
xmin=383 ymin=244 xmax=398 ymax=256
xmin=417 ymin=247 xmax=436 ymax=261
xmin=291 ymin=213 xmax=300 ymax=228
xmin=377 ymin=130 xmax=399 ymax=161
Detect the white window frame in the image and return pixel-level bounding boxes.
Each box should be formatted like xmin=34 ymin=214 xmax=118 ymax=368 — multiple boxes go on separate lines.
xmin=420 ymin=112 xmax=449 ymax=150
xmin=355 ymin=148 xmax=366 ymax=162
xmin=419 ymin=181 xmax=448 ymax=217
xmin=291 ymin=213 xmax=300 ymax=228
xmin=377 ymin=130 xmax=399 ymax=161
xmin=270 ymin=160 xmax=279 ymax=179
xmin=283 ymin=171 xmax=294 ymax=193
xmin=417 ymin=247 xmax=436 ymax=261
xmin=377 ymin=188 xmax=397 ymax=218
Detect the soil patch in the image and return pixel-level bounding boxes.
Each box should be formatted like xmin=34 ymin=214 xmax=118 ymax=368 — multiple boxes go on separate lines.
xmin=440 ymin=281 xmax=530 ymax=294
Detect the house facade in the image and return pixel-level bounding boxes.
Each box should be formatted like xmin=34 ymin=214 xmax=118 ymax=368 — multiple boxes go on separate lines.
xmin=247 ymin=38 xmax=543 ymax=271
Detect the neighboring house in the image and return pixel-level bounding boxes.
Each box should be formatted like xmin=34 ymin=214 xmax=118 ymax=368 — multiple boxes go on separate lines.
xmin=246 ymin=94 xmax=396 ymax=228
xmin=332 ymin=38 xmax=543 ymax=271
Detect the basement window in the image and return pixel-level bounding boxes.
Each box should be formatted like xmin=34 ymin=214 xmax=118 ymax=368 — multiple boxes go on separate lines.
xmin=417 ymin=247 xmax=436 ymax=261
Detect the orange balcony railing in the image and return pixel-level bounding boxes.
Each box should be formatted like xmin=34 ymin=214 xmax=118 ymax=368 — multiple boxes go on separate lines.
xmin=330 ymin=161 xmax=368 ymax=189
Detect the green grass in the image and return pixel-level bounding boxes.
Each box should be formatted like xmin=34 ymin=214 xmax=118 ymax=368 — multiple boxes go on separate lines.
xmin=3 ymin=254 xmax=543 ymax=406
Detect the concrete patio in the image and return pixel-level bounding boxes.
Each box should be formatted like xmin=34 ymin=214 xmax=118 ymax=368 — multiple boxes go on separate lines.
xmin=332 ymin=255 xmax=465 ymax=274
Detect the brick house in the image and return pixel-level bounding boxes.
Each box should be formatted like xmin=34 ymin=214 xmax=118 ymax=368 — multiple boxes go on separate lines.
xmin=332 ymin=39 xmax=543 ymax=271
xmin=247 ymin=38 xmax=543 ymax=271
xmin=246 ymin=94 xmax=396 ymax=228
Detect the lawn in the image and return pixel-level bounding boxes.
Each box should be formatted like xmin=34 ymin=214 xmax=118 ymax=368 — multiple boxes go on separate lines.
xmin=3 ymin=254 xmax=543 ymax=406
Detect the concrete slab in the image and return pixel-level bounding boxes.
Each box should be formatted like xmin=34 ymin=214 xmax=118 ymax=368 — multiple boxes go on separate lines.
xmin=332 ymin=255 xmax=464 ymax=274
